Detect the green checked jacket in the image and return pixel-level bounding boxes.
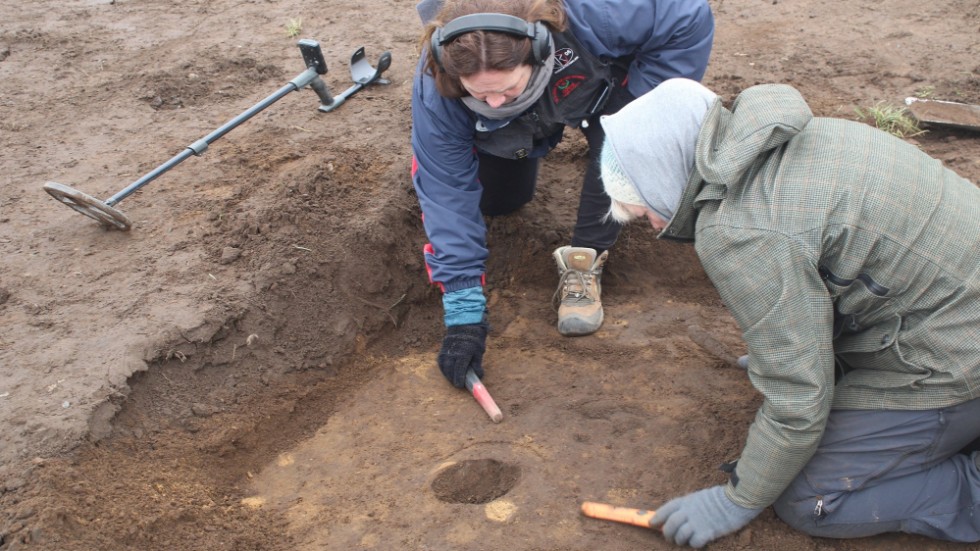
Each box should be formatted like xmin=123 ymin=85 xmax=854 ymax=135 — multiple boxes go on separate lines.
xmin=661 ymin=84 xmax=980 ymax=510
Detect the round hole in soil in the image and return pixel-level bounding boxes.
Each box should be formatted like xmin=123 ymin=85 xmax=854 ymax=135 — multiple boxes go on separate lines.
xmin=431 ymin=459 xmax=521 ymax=504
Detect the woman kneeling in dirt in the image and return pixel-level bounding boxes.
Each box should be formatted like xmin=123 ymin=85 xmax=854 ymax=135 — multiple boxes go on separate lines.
xmin=598 ymin=78 xmax=980 ymax=548
xmin=410 ymin=0 xmax=714 ymax=389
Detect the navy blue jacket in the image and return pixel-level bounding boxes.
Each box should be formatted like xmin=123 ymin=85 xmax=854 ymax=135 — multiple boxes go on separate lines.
xmin=411 ymin=0 xmax=714 ymax=292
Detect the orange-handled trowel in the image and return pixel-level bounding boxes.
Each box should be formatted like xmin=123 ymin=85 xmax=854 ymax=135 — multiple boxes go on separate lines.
xmin=581 ymin=501 xmax=659 ymax=529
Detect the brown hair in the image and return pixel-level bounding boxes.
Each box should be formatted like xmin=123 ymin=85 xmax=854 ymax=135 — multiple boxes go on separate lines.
xmin=420 ymin=0 xmax=567 ymax=98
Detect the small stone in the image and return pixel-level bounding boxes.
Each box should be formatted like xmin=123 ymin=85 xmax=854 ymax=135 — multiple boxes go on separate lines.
xmin=14 ymin=508 xmax=35 ymax=520
xmin=5 ymin=477 xmax=26 ymax=492
xmin=219 ymin=246 xmax=242 ymax=265
xmin=737 ymin=527 xmax=753 ymax=547
xmin=191 ymin=403 xmax=217 ymax=417
xmin=28 ymin=526 xmax=44 ymax=544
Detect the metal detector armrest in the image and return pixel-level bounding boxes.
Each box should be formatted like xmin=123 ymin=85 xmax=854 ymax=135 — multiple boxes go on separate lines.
xmin=318 ymin=48 xmax=392 ymax=113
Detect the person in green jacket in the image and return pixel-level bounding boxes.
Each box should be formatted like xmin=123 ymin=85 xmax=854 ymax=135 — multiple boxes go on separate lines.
xmin=597 ymin=78 xmax=980 ymax=548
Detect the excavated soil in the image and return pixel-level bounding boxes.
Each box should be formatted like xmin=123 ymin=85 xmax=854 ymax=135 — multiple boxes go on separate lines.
xmin=0 ymin=0 xmax=978 ymax=549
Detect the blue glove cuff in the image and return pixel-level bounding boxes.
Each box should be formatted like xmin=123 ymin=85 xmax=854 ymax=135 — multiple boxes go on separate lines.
xmin=443 ymin=286 xmax=487 ymax=327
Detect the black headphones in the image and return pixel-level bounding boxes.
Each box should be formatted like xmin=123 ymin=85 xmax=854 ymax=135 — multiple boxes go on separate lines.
xmin=430 ymin=13 xmax=551 ymax=70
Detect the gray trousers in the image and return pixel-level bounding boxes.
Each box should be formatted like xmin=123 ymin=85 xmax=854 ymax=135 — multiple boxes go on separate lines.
xmin=772 ymin=396 xmax=980 ymax=542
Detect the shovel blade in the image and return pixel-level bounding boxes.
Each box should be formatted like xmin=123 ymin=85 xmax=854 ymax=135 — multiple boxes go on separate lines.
xmin=905 ymin=97 xmax=980 ymax=132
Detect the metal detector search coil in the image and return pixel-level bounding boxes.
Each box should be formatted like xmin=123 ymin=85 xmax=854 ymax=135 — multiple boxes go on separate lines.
xmin=44 ymin=39 xmax=391 ymax=231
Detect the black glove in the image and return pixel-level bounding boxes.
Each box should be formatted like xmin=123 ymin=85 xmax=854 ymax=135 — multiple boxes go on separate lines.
xmin=437 ymin=320 xmax=489 ymax=388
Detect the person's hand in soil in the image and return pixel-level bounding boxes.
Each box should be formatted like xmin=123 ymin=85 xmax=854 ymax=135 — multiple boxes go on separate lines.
xmin=438 ymin=287 xmax=489 ymax=388
xmin=437 ymin=320 xmax=489 ymax=388
xmin=650 ymin=485 xmax=763 ymax=548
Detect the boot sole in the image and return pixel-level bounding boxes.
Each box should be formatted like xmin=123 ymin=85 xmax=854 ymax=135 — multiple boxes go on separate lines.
xmin=557 ymin=312 xmax=604 ymax=337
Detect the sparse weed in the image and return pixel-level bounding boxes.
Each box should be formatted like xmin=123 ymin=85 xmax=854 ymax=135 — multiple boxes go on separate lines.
xmin=854 ymin=101 xmax=926 ymax=138
xmin=913 ymin=85 xmax=935 ymax=99
xmin=285 ymin=18 xmax=303 ymax=38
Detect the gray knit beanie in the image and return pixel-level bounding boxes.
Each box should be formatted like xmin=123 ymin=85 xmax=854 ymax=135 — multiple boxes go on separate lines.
xmin=599 ymin=78 xmax=718 ymax=221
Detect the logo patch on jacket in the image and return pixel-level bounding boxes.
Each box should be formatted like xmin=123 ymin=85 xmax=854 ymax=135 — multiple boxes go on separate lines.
xmin=552 ymin=75 xmax=585 ymax=104
xmin=553 ymin=47 xmax=579 ymax=74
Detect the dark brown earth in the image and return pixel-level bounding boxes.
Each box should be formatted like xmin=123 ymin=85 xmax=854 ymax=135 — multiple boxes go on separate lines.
xmin=0 ymin=0 xmax=978 ymax=549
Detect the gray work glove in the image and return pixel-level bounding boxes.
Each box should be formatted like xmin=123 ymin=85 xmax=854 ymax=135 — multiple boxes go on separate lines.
xmin=437 ymin=320 xmax=488 ymax=388
xmin=651 ymin=485 xmax=763 ymax=548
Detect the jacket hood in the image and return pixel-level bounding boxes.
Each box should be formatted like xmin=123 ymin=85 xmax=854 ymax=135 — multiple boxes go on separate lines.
xmin=657 ymin=83 xmax=815 ymax=242
xmin=696 ymin=84 xmax=813 ymax=188
xmin=599 ymin=78 xmax=717 ymax=220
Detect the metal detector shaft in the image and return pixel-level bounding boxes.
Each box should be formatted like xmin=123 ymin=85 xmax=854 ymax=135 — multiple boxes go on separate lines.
xmin=105 ymin=67 xmax=322 ymax=206
xmin=44 ymin=40 xmax=390 ymax=231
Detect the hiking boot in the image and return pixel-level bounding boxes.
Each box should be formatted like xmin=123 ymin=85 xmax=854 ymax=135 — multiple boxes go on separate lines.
xmin=552 ymin=246 xmax=608 ymax=337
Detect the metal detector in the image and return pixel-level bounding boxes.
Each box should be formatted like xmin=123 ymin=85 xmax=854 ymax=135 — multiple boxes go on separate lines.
xmin=44 ymin=39 xmax=392 ymax=231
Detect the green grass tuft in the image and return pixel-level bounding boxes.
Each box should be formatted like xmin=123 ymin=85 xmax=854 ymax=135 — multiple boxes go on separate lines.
xmin=855 ymin=101 xmax=926 ymax=138
xmin=285 ymin=18 xmax=303 ymax=38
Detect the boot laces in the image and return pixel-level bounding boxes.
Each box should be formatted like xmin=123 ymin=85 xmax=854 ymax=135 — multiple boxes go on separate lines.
xmin=552 ymin=267 xmax=598 ymax=310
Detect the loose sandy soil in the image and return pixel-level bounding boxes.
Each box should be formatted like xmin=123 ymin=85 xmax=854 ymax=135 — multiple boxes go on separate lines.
xmin=0 ymin=0 xmax=978 ymax=549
